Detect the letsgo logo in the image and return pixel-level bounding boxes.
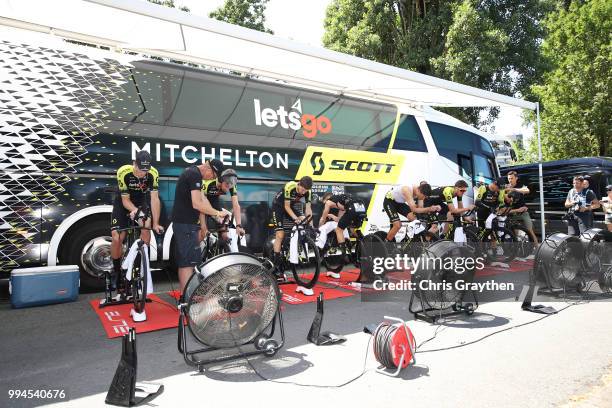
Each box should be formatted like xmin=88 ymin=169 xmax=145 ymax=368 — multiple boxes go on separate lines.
xmin=296 ymin=146 xmax=405 ymax=184
xmin=253 ymin=98 xmax=332 ymax=138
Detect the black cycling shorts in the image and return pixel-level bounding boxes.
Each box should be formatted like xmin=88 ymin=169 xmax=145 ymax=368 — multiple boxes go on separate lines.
xmin=338 ymin=200 xmax=367 ymax=230
xmin=271 ymin=203 xmax=304 ymax=232
xmin=383 ymin=197 xmax=411 ymax=224
xmin=111 ymin=196 xmax=149 ymax=231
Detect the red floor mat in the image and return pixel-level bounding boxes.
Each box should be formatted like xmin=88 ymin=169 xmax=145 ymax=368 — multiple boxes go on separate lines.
xmin=279 ymin=283 xmax=355 ymax=305
xmin=89 ymin=294 xmax=179 ymax=339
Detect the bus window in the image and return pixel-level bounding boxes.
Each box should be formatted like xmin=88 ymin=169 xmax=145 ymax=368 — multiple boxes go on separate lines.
xmin=392 ymin=115 xmax=427 ymax=152
xmin=458 ymin=154 xmax=473 ymax=187
xmin=474 ymin=154 xmax=496 ymax=184
xmin=427 ymin=121 xmax=473 ymax=168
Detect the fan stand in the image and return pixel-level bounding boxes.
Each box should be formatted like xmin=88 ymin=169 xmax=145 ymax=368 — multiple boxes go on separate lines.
xmin=177 ymin=304 xmax=285 ymax=372
xmin=408 ymin=288 xmax=478 ymax=324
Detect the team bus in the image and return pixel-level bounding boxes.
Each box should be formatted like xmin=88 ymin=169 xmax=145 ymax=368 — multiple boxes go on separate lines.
xmin=0 ymin=29 xmax=500 ymax=290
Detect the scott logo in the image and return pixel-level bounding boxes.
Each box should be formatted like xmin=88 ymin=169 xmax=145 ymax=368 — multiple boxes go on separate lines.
xmin=254 ymin=99 xmax=332 ymax=138
xmin=297 ymin=147 xmax=405 ymax=184
xmin=310 ymin=151 xmax=325 ymax=176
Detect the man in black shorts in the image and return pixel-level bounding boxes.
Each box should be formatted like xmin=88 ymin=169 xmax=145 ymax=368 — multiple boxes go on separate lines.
xmin=110 ymin=151 xmax=162 ymax=292
xmin=172 ymin=159 xmax=231 ymax=293
xmin=270 ymin=176 xmax=313 ymax=275
xmin=318 ymin=192 xmax=367 ymax=273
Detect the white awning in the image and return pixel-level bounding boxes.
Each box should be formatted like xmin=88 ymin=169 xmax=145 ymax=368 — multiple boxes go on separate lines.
xmin=0 ymin=0 xmax=537 ymax=110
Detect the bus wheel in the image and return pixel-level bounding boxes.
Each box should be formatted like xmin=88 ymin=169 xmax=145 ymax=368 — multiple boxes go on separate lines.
xmin=60 ymin=219 xmax=111 ymax=292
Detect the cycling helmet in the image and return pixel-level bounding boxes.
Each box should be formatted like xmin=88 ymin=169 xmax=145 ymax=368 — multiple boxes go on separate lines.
xmin=219 ymin=169 xmax=238 ymax=188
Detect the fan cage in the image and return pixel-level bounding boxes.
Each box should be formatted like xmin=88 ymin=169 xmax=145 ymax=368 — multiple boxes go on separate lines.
xmin=185 ymin=261 xmax=280 ymax=348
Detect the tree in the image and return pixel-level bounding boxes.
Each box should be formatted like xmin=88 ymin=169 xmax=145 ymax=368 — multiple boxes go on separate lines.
xmin=209 ymin=0 xmax=273 ymax=34
xmin=531 ymin=0 xmax=611 ymax=160
xmin=323 ymin=0 xmax=553 ymax=127
xmin=147 ymin=0 xmax=189 ymax=12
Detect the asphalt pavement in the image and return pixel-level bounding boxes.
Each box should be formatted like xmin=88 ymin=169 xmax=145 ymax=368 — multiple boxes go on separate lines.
xmin=1 ymin=266 xmax=611 ymax=408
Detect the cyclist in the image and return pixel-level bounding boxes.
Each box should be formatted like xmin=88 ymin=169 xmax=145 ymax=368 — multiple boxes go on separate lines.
xmin=504 ymin=171 xmax=538 ymax=245
xmin=318 ymin=192 xmax=367 ymax=276
xmin=425 ymin=180 xmax=474 ymax=235
xmin=271 ymin=176 xmax=313 ymax=277
xmin=110 ymin=151 xmax=163 ymax=295
xmin=383 ymin=183 xmax=440 ymax=242
xmin=199 ymin=169 xmax=245 ymax=248
xmin=474 ymin=178 xmax=507 ymax=230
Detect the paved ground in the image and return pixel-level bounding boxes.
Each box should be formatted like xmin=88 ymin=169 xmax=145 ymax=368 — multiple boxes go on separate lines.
xmin=1 ymin=266 xmax=611 ymax=408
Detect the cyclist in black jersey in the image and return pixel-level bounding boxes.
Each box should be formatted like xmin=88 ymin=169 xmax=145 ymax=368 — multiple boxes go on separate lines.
xmin=474 ymin=178 xmax=506 ymax=229
xmin=319 ymin=192 xmax=367 ymax=266
xmin=110 ymin=151 xmax=162 ymax=290
xmin=199 ymin=169 xmax=244 ymax=243
xmin=425 ymin=180 xmax=474 ymax=234
xmin=271 ymin=176 xmax=313 ymax=272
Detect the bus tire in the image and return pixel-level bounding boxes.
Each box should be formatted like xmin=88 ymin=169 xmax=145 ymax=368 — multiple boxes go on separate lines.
xmin=59 ymin=218 xmax=111 ymax=292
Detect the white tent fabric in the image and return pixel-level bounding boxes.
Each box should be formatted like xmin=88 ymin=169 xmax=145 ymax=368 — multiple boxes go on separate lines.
xmin=0 ymin=0 xmax=546 ymax=236
xmin=0 ymin=0 xmax=536 ymax=110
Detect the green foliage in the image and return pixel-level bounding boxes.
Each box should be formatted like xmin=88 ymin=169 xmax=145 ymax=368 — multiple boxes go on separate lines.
xmin=147 ymin=0 xmax=189 ymax=12
xmin=209 ymin=0 xmax=273 ymax=34
xmin=323 ymin=0 xmax=553 ymax=127
xmin=531 ymin=0 xmax=611 ymax=160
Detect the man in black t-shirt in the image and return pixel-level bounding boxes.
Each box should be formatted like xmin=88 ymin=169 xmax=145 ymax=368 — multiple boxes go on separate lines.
xmin=505 ymin=170 xmax=538 ymax=245
xmin=172 ymin=159 xmax=231 ymax=293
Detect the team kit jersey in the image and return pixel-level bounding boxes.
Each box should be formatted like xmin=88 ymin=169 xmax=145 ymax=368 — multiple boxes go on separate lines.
xmin=475 ymin=184 xmax=506 ymax=209
xmin=111 ymin=164 xmax=159 ymax=230
xmin=116 ymin=164 xmax=159 ymax=205
xmin=201 ymin=179 xmax=237 ymax=210
xmin=430 ymin=186 xmax=461 ymax=205
xmin=327 ymin=193 xmax=366 ymax=229
xmin=272 ymin=181 xmax=312 ymax=230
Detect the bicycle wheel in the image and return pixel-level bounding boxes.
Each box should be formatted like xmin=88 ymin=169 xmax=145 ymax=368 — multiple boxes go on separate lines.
xmin=512 ymin=225 xmax=534 ymax=259
xmin=132 ymin=251 xmax=147 ymax=313
xmin=482 ymin=227 xmax=517 ymax=264
xmin=290 ymin=235 xmax=321 ymax=288
xmin=321 ymin=232 xmax=344 ymax=273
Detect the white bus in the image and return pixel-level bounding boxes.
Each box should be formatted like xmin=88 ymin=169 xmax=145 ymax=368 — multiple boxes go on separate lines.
xmin=0 ymin=22 xmax=499 ymax=290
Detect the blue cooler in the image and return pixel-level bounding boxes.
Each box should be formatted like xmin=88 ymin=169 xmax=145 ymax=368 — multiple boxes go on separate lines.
xmin=10 ymin=265 xmax=79 ymax=308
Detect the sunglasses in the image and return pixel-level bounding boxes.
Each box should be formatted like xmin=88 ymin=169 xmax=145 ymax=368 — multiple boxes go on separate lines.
xmin=458 ymin=189 xmax=467 ymax=193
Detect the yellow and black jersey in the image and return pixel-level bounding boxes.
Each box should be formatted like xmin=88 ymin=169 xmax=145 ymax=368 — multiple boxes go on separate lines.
xmin=201 ymin=179 xmax=237 ymax=198
xmin=116 ymin=164 xmax=158 ymax=203
xmin=476 ymin=184 xmax=506 ymax=208
xmin=430 ymin=186 xmax=460 ymax=204
xmin=273 ymin=181 xmax=311 ymax=207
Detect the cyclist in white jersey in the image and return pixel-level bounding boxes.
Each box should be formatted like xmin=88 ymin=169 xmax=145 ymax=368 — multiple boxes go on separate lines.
xmin=383 ymin=183 xmax=440 ymax=242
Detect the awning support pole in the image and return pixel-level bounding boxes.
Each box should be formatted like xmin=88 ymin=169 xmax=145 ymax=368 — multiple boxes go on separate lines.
xmin=536 ymin=102 xmax=545 ymax=240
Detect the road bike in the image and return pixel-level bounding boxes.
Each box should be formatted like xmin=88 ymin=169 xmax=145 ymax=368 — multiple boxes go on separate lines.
xmin=100 ymin=207 xmax=151 ymax=317
xmin=200 ymin=214 xmax=241 ymax=262
xmin=264 ymin=215 xmax=321 ymax=289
